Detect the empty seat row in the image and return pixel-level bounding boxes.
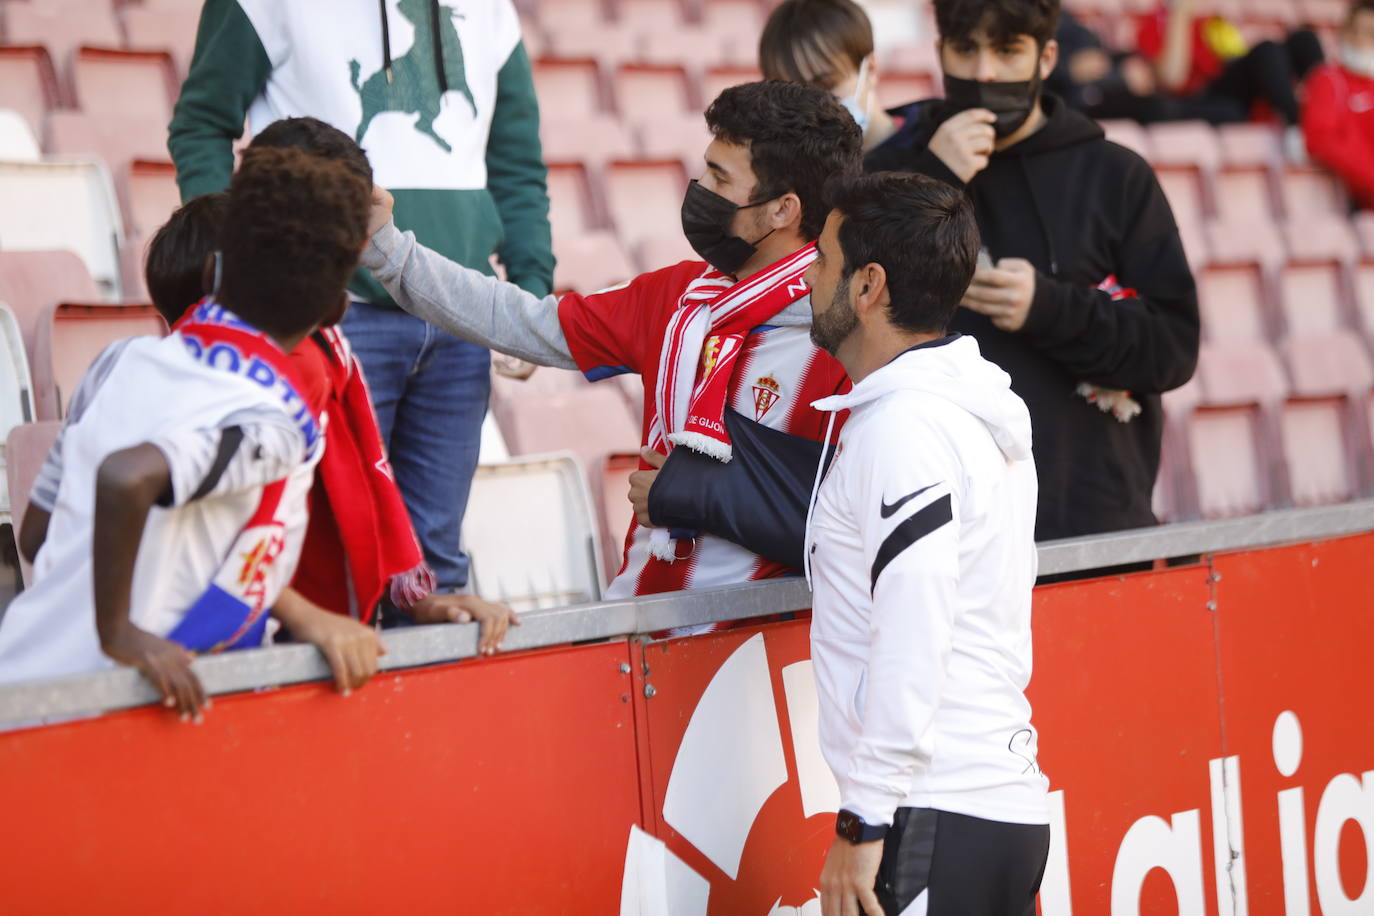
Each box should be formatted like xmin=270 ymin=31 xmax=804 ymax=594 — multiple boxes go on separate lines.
xmin=1198 ymin=260 xmax=1374 ymax=345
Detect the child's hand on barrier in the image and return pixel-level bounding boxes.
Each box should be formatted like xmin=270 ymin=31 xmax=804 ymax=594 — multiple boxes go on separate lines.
xmin=410 ymin=594 xmax=521 ymax=656
xmin=101 ymin=623 xmax=207 ymax=722
xmin=291 ymin=609 xmax=387 ymax=696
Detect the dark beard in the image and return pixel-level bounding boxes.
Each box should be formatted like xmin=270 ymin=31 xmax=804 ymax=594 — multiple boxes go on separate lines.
xmin=810 ymin=274 xmax=859 ymax=357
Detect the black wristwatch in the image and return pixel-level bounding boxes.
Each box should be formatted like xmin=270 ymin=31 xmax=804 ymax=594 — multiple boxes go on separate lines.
xmin=835 ymin=809 xmax=888 ymax=844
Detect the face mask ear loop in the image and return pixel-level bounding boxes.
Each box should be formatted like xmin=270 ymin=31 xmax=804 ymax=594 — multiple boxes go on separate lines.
xmin=211 ymin=250 xmax=223 ymax=298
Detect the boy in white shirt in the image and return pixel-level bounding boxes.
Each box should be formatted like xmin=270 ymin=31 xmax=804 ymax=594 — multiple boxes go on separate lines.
xmin=803 ymin=171 xmax=1048 ymax=915
xmin=0 ymin=147 xmax=374 ymax=720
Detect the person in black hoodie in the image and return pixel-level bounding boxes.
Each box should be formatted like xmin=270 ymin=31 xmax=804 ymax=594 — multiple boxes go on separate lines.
xmin=864 ymin=0 xmax=1199 ymax=542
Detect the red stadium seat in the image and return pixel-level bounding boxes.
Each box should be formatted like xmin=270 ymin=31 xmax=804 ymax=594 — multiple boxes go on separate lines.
xmin=45 ymin=111 xmax=169 ymax=175
xmin=1100 ymin=119 xmax=1153 ymax=160
xmin=1355 ymin=260 xmax=1374 ymax=337
xmin=1205 ymin=216 xmax=1286 ymax=269
xmin=1356 ymin=212 xmax=1374 ymax=258
xmin=30 ymin=302 xmax=167 ymax=421
xmin=531 ymin=57 xmax=607 ymax=117
xmin=546 ymin=23 xmax=642 ymax=66
xmin=614 ymin=64 xmax=696 ymax=120
xmin=635 ymin=234 xmax=697 ymax=273
xmin=1154 ymin=166 xmax=1210 ymax=227
xmin=1282 ymin=332 xmax=1374 ymax=398
xmin=1 ymin=3 xmax=121 ymax=81
xmin=618 ymin=0 xmax=690 ymax=30
xmin=1197 ymin=261 xmax=1276 ymax=343
xmin=702 ymin=0 xmax=765 ymax=35
xmin=0 ymin=159 xmax=124 ymax=298
xmin=1279 ymin=167 xmax=1351 ymax=219
xmin=879 ymin=42 xmax=941 ymax=77
xmin=604 ymin=160 xmax=689 ymax=248
xmin=541 ymin=115 xmax=637 ymax=167
xmin=1280 ymin=396 xmax=1363 ymax=507
xmin=537 ymin=0 xmax=613 ymax=30
xmin=1175 ymin=218 xmax=1211 ymax=269
xmin=121 ymin=159 xmax=180 ymax=241
xmin=701 ymin=66 xmax=763 ymax=102
xmin=875 ymin=71 xmax=937 ymax=110
xmin=1283 ymin=215 xmax=1360 ymax=264
xmin=1303 ymin=0 xmax=1353 ymax=27
xmin=121 ymin=7 xmax=201 ymax=75
xmin=0 ymin=45 xmax=61 ymax=140
xmin=1147 ymin=121 xmax=1223 ymax=173
xmin=640 ymin=29 xmax=735 ymax=67
xmin=71 ymin=48 xmax=178 ymax=123
xmin=546 ymin=161 xmax=605 ymax=241
xmin=119 ymin=235 xmax=151 ymax=303
xmin=634 ymin=115 xmax=712 ymax=172
xmin=1216 ymin=123 xmax=1283 ymax=168
xmin=489 ymin=385 xmax=641 ymax=496
xmin=0 ymin=251 xmax=103 ymax=355
xmin=1276 ymin=261 xmax=1351 ymax=337
xmin=552 ymin=231 xmax=637 ymax=295
xmin=1194 ymin=341 xmax=1289 ymax=406
xmin=1213 ymin=167 xmax=1278 ymax=224
xmin=1184 ymin=405 xmax=1279 ymax=518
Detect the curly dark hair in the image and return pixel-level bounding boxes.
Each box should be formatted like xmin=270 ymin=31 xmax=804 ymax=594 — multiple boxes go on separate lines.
xmin=249 ymin=116 xmax=373 ymax=183
xmin=705 ymin=80 xmax=862 ymax=240
xmin=827 ymin=171 xmax=979 ymax=335
xmin=219 ymin=146 xmax=371 ymax=338
xmin=144 ymin=192 xmax=228 ymax=326
xmin=933 ymin=0 xmax=1060 ymax=49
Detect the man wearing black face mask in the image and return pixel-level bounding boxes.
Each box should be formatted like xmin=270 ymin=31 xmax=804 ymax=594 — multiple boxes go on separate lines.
xmin=358 ymin=80 xmax=863 ymax=601
xmin=865 ymin=0 xmax=1199 ymax=545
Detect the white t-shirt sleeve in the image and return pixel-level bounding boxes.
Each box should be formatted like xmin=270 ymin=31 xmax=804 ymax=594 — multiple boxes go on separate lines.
xmin=841 ymin=412 xmax=964 ymax=827
xmin=150 ymin=407 xmax=305 ymax=508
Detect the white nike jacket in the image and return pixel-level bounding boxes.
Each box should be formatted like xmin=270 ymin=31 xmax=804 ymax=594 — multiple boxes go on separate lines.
xmin=806 ymin=335 xmax=1050 ymax=828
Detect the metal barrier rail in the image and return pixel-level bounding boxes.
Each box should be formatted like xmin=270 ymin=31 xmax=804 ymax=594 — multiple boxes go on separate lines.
xmin=3 ymin=499 xmax=1372 ymax=726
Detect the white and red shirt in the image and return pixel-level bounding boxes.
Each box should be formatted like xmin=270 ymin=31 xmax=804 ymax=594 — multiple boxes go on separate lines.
xmin=558 ymin=258 xmax=850 ymax=598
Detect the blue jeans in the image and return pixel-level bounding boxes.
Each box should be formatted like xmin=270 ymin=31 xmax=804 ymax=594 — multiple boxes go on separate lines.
xmin=341 ymin=301 xmax=490 ymax=592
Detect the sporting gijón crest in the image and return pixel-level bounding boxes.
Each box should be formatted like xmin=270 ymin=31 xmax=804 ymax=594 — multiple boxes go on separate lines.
xmin=752 ymin=376 xmax=781 ymax=422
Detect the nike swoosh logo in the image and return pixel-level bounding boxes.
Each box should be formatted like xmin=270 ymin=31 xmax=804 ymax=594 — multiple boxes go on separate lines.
xmin=879 ymin=483 xmax=938 ymax=519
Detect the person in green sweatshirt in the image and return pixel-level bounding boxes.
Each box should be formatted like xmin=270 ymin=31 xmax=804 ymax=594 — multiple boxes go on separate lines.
xmin=168 ymin=0 xmax=554 ymax=609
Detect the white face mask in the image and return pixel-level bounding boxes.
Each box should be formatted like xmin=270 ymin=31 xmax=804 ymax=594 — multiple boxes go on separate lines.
xmin=838 ymin=56 xmax=873 ymax=133
xmin=1342 ymin=43 xmax=1374 ymax=78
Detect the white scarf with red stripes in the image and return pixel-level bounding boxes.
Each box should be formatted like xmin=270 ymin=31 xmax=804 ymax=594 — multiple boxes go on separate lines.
xmin=647 ymin=244 xmax=817 ymax=560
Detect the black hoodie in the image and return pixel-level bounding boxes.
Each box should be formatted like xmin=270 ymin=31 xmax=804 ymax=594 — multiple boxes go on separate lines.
xmin=866 ymin=93 xmax=1199 ymax=541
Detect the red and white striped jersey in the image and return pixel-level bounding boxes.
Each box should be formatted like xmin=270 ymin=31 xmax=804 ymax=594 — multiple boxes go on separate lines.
xmin=558 ymin=257 xmax=850 ymax=598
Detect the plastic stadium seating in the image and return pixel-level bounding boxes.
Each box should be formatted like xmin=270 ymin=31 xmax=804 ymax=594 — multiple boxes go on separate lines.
xmin=1100 ymin=119 xmax=1152 ymax=159
xmin=1356 ymin=261 xmax=1374 ymax=337
xmin=6 ymin=421 xmax=62 ymax=588
xmin=45 ymin=112 xmax=169 ymax=175
xmin=635 ymin=233 xmax=698 ymax=273
xmin=1186 ymin=405 xmax=1279 ymax=518
xmin=490 ymin=383 xmax=641 ymax=483
xmin=599 ymin=451 xmax=640 ymax=580
xmin=0 ymin=304 xmax=36 ymax=526
xmin=553 ymin=231 xmax=637 ymax=294
xmin=1283 ymin=216 xmax=1361 ymax=264
xmin=531 ymin=57 xmax=607 ymax=117
xmin=546 ymin=161 xmax=605 ymax=240
xmin=1154 ymin=166 xmax=1209 ymax=228
xmin=701 ymin=66 xmax=763 ymax=102
xmin=548 ymin=22 xmax=642 ymax=66
xmin=1282 ymin=332 xmax=1373 ymax=398
xmin=0 ymin=46 xmax=60 ymax=141
xmin=1213 ymin=168 xmax=1277 ymax=224
xmin=1280 ymin=396 xmax=1363 ymax=506
xmin=1277 ymin=261 xmax=1349 ymax=337
xmin=1147 ymin=121 xmax=1223 ymax=172
xmin=1217 ymin=123 xmax=1282 ymax=168
xmin=1280 ymin=167 xmax=1351 ymax=219
xmin=875 ymin=72 xmax=938 ymax=110
xmin=619 ymin=0 xmax=689 ymax=29
xmin=605 ymin=160 xmax=689 ymax=248
xmin=1194 ymin=342 xmax=1288 ymax=406
xmin=71 ymin=48 xmax=178 ymax=123
xmin=120 ymin=159 xmax=182 ymax=241
xmin=0 ymin=161 xmax=125 ymax=298
xmin=541 ymin=114 xmax=638 ymax=167
xmin=30 ymin=303 xmax=167 ymax=421
xmin=0 ymin=108 xmax=40 ymax=161
xmin=1197 ymin=262 xmax=1274 ymax=343
xmin=1 ymin=3 xmax=122 ymax=83
xmin=614 ymin=64 xmax=696 ymax=120
xmin=633 ymin=115 xmax=712 ymax=172
xmin=0 ymin=250 xmax=104 ymax=355
xmin=119 ymin=236 xmax=151 ymax=303
xmin=462 ymin=455 xmax=606 ymax=610
xmin=121 ymin=7 xmax=201 ymax=75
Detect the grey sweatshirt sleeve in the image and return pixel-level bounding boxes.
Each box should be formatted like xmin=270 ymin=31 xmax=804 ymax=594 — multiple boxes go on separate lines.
xmin=360 ymin=220 xmax=577 ymax=370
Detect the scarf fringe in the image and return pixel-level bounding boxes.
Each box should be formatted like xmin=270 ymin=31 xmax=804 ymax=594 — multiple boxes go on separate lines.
xmin=667 ymin=430 xmax=734 ymax=463
xmin=389 ymin=563 xmax=437 ymax=611
xmin=648 ymin=528 xmax=679 ymax=562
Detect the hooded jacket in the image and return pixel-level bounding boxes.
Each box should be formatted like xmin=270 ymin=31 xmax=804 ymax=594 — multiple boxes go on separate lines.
xmin=867 ymin=94 xmax=1199 ymax=540
xmin=805 ymin=335 xmax=1048 ymax=827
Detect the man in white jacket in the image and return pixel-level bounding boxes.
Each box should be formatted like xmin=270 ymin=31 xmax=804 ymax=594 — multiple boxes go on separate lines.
xmin=803 ymin=172 xmax=1050 ymax=916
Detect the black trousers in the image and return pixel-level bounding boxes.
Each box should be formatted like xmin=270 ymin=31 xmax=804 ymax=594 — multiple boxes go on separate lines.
xmin=874 ymin=808 xmax=1050 ymax=916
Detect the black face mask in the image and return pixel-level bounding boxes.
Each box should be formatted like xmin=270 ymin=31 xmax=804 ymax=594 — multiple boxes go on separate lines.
xmin=941 ymin=71 xmax=1042 ymax=138
xmin=680 ymin=179 xmax=776 ymax=275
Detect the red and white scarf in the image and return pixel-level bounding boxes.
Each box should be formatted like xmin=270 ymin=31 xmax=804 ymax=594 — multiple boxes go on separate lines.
xmin=647 ymin=244 xmax=817 ymax=560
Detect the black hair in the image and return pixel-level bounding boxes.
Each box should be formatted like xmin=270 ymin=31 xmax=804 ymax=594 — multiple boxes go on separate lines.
xmin=1352 ymin=1 xmax=1374 ymax=21
xmin=219 ymin=147 xmax=371 ymax=339
xmin=705 ymin=80 xmax=863 ymax=239
xmin=249 ymin=116 xmax=373 ymax=183
xmin=144 ymin=192 xmax=228 ymax=325
xmin=933 ymin=0 xmax=1060 ymax=49
xmin=826 ymin=171 xmax=980 ymax=335
xmin=758 ymin=0 xmax=874 ymax=89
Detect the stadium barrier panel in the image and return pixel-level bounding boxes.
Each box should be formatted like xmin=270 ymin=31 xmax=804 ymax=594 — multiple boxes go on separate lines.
xmin=0 ymin=502 xmax=1372 ymax=915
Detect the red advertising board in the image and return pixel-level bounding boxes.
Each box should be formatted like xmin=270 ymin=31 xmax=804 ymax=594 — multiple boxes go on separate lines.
xmin=0 ymin=534 xmax=1371 ymax=914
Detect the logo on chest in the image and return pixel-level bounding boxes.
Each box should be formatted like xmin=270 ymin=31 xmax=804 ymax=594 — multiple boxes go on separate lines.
xmin=752 ymin=375 xmax=782 ymax=421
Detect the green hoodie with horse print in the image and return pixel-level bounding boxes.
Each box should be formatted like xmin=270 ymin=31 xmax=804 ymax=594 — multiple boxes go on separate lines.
xmin=169 ymin=0 xmax=555 ymax=302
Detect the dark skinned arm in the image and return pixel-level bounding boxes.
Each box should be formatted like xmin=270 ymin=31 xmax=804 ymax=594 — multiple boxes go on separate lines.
xmin=17 ymin=505 xmax=50 ymax=566
xmin=92 ymin=444 xmax=208 ymax=721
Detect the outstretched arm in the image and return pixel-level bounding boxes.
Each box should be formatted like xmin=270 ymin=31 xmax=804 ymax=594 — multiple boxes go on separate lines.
xmin=361 ymin=189 xmax=577 ymax=369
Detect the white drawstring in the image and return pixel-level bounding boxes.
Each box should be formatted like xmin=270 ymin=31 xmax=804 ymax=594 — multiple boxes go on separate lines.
xmin=803 ymin=410 xmax=838 ymax=589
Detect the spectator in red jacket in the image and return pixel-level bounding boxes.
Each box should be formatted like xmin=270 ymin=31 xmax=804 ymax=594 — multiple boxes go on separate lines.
xmin=1135 ymin=0 xmax=1324 ymax=126
xmin=1304 ymin=1 xmax=1374 ymax=210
